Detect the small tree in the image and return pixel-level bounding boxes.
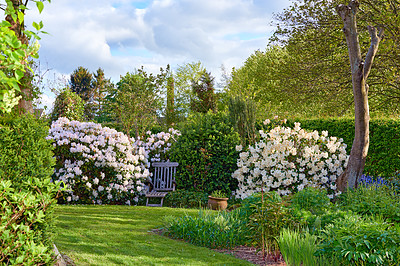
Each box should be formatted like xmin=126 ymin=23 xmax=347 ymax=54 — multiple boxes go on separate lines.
xmin=336 ymin=1 xmax=384 ymax=191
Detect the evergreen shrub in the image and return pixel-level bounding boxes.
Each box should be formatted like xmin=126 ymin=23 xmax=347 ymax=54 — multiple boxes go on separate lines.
xmin=0 ymin=115 xmax=60 ymax=264
xmin=170 ymin=112 xmax=240 ymax=194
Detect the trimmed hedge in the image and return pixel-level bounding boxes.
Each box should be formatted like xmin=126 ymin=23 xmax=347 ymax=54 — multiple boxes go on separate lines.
xmin=0 ymin=115 xmax=60 ymax=265
xmin=286 ymin=118 xmax=400 ymax=178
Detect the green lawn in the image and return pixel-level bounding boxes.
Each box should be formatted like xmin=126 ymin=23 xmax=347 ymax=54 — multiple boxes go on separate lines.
xmin=54 ymin=205 xmax=252 ymax=265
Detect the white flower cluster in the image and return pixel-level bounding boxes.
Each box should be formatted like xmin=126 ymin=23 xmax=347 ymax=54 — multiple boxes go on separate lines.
xmin=47 ymin=117 xmax=150 ymax=205
xmin=134 ymin=128 xmax=181 ymax=162
xmin=233 ymin=121 xmax=349 ymax=200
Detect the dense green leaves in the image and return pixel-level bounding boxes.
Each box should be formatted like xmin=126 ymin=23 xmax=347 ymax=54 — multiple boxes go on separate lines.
xmin=0 ymin=114 xmax=60 ymax=265
xmin=170 ymin=112 xmax=240 ymax=194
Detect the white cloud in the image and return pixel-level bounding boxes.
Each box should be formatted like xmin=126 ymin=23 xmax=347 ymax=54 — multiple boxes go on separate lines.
xmin=24 ymin=0 xmax=291 ymax=109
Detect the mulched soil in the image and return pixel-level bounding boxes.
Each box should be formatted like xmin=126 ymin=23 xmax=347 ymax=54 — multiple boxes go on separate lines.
xmin=214 ymin=246 xmax=286 ymax=266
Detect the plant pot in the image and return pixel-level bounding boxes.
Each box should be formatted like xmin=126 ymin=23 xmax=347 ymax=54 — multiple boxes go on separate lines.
xmin=208 ymin=196 xmax=228 ymax=210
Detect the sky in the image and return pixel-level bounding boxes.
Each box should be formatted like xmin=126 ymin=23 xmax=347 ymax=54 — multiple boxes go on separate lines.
xmin=23 ymin=0 xmax=292 ymax=110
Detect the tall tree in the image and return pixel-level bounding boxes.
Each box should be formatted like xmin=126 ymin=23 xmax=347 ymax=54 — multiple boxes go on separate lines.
xmin=92 ymin=68 xmax=112 ymax=121
xmin=70 ymin=66 xmax=94 ymax=120
xmin=271 ymin=0 xmax=400 ymax=116
xmin=1 ymin=0 xmax=49 ymax=114
xmin=190 ymin=71 xmax=217 ymax=113
xmin=105 ymin=67 xmax=167 ymax=138
xmin=336 ymin=1 xmax=383 ymax=191
xmin=174 ymin=61 xmax=206 ymax=118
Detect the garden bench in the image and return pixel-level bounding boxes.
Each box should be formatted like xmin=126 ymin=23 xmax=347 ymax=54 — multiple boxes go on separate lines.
xmin=145 ymin=162 xmax=179 ymax=207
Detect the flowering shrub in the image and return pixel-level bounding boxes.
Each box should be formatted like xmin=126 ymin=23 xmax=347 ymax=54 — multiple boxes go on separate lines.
xmin=48 ymin=117 xmax=149 ymax=205
xmin=134 ymin=128 xmax=181 ymax=162
xmin=233 ymin=121 xmax=349 ymax=199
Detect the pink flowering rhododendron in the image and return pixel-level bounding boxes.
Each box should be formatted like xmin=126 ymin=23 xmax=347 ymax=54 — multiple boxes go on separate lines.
xmin=134 ymin=128 xmax=181 ymax=162
xmin=233 ymin=121 xmax=349 ymax=199
xmin=48 ymin=117 xmax=149 ymax=205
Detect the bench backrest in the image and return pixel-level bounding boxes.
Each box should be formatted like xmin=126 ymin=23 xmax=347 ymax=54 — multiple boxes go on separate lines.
xmin=152 ymin=162 xmax=179 ymax=192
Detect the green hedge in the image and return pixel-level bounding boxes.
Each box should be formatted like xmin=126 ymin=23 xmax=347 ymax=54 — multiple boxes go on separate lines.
xmin=0 ymin=115 xmax=60 ymax=265
xmin=170 ymin=112 xmax=240 ymax=194
xmin=286 ymin=118 xmax=400 ymax=178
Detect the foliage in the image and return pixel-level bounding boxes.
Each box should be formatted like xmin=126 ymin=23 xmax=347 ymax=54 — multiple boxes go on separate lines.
xmin=0 ymin=181 xmax=57 ymax=265
xmin=170 ymin=111 xmax=240 ymax=194
xmin=228 ymin=96 xmax=257 ymax=146
xmin=270 ymin=0 xmax=400 ymax=116
xmin=69 ymin=66 xmax=95 ymax=120
xmin=210 ymin=190 xmax=228 ymax=198
xmin=233 ymin=121 xmax=349 ymax=199
xmin=190 ymin=71 xmax=217 ymax=113
xmin=104 ymin=66 xmax=168 ymax=138
xmin=163 ymin=190 xmax=208 ymax=208
xmin=48 ymin=117 xmax=149 ymax=205
xmin=173 ymin=61 xmax=206 ymax=119
xmin=165 ymin=208 xmax=250 ymax=249
xmin=0 ymin=0 xmax=47 ymax=113
xmin=243 ymin=192 xmax=297 ymax=253
xmin=289 ymin=186 xmax=331 ymax=215
xmin=0 ymin=114 xmax=60 ymax=264
xmin=226 ymin=46 xmax=291 ymax=118
xmin=315 ymin=214 xmax=400 ymax=265
xmin=50 ymin=87 xmax=84 ymax=122
xmin=338 ymin=183 xmax=400 ymax=223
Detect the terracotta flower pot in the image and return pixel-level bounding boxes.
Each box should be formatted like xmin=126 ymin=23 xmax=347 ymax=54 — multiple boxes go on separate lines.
xmin=208 ymin=196 xmax=228 ymax=210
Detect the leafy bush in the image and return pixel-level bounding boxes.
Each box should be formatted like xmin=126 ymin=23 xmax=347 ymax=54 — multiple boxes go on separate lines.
xmin=50 ymin=87 xmax=85 ymax=122
xmin=170 ymin=112 xmax=240 ymax=194
xmin=316 ymin=214 xmax=400 ymax=265
xmin=48 ymin=117 xmax=149 ymax=205
xmin=240 ymin=191 xmax=298 ymax=252
xmin=233 ymin=121 xmax=349 ymax=199
xmin=163 ymin=190 xmax=208 ymax=208
xmin=0 ymin=180 xmax=58 ymax=265
xmin=0 ymin=115 xmax=60 ymax=264
xmin=290 ymin=187 xmax=331 ymax=215
xmin=165 ymin=208 xmax=249 ymax=249
xmin=338 ymin=183 xmax=400 ymax=223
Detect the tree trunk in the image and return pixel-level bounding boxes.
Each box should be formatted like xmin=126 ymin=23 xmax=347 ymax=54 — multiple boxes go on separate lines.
xmin=336 ymin=1 xmax=383 ymax=191
xmin=6 ymin=0 xmax=34 ymax=114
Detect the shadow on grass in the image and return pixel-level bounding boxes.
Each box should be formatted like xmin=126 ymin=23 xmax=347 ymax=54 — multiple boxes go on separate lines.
xmin=54 ymin=205 xmax=251 ymax=265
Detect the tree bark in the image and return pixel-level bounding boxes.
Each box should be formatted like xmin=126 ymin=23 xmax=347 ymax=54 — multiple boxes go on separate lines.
xmin=336 ymin=1 xmax=383 ymax=191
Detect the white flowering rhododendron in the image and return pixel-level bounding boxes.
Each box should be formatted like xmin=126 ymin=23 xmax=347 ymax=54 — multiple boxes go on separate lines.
xmin=134 ymin=128 xmax=181 ymax=162
xmin=47 ymin=117 xmax=150 ymax=205
xmin=233 ymin=121 xmax=349 ymax=199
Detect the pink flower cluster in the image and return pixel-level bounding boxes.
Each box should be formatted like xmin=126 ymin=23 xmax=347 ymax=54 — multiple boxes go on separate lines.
xmin=48 ymin=117 xmax=149 ymax=205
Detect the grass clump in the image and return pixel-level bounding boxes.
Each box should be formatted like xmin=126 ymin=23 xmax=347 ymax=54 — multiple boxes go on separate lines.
xmin=165 ymin=208 xmax=249 ymax=249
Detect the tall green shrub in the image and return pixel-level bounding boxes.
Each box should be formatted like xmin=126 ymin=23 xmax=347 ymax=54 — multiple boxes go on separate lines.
xmin=170 ymin=112 xmax=240 ymax=194
xmin=0 ymin=114 xmax=60 ymax=264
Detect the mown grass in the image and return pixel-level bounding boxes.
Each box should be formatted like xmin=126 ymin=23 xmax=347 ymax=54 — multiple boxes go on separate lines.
xmin=54 ymin=205 xmax=252 ymax=265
